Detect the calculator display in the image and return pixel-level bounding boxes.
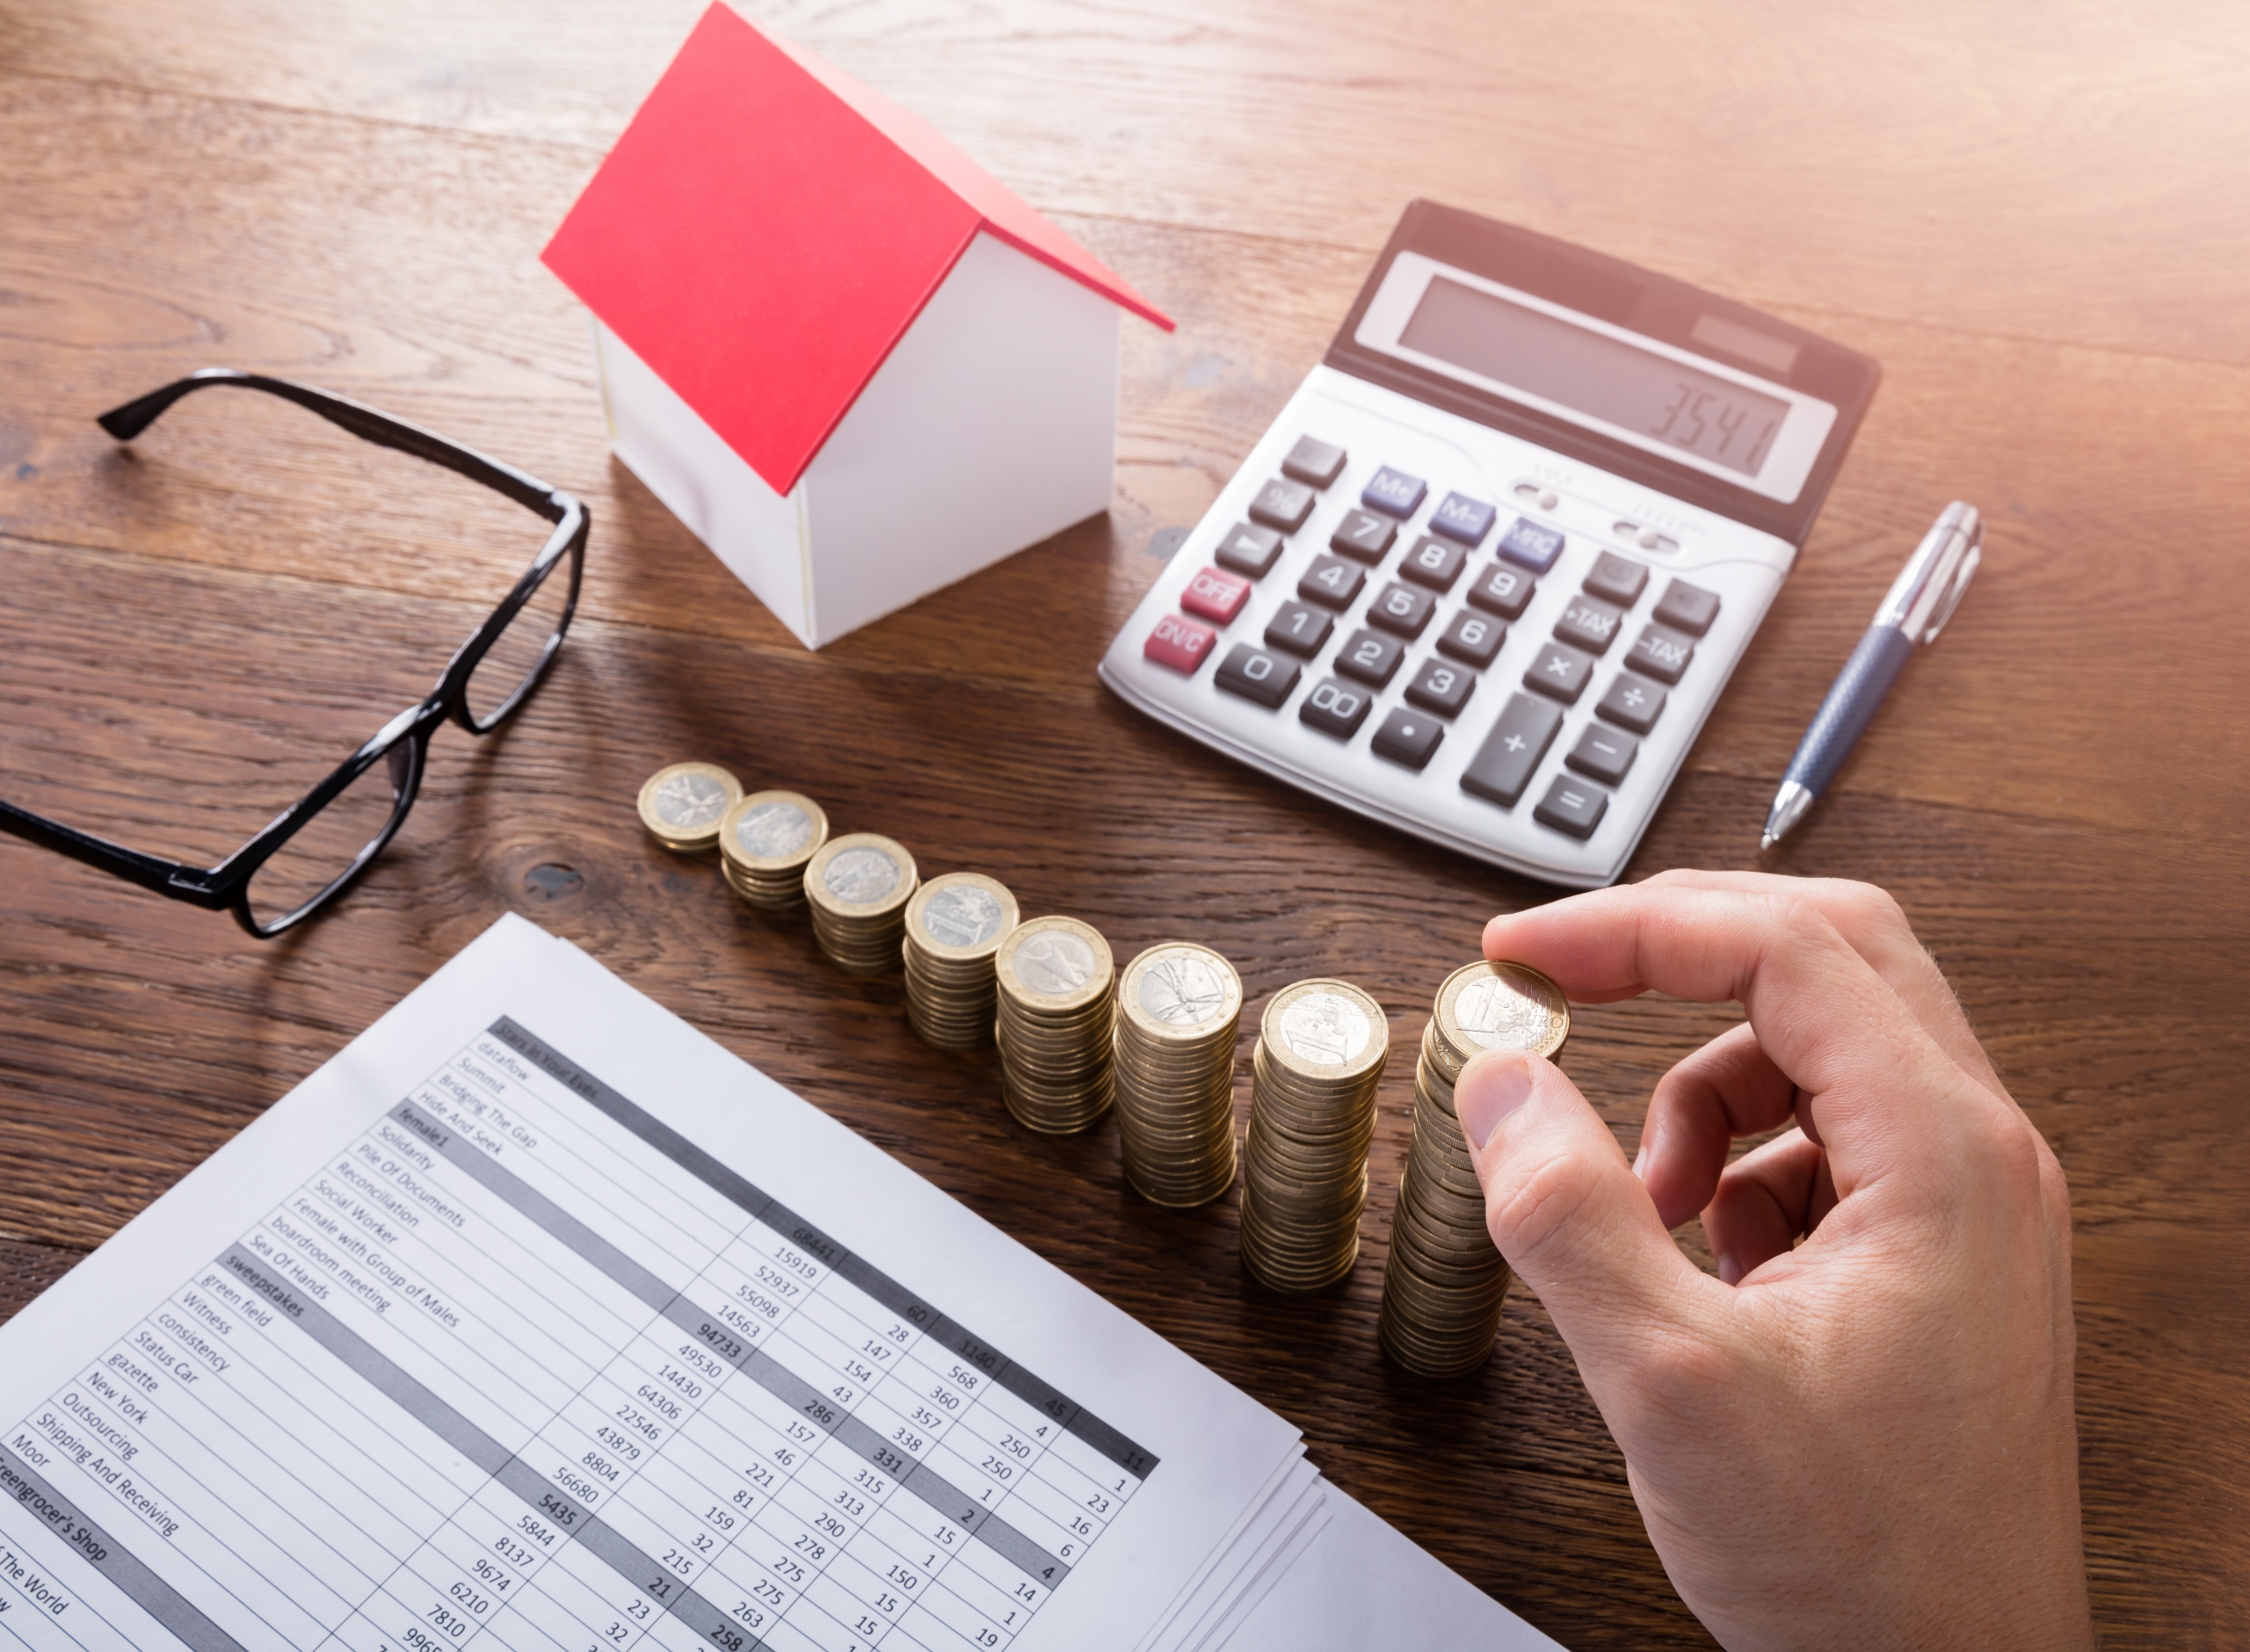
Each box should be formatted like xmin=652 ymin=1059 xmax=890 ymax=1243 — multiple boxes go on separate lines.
xmin=1401 ymin=276 xmax=1789 ymax=478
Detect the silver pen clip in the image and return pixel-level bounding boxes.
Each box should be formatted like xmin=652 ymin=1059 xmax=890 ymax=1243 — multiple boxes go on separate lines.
xmin=1876 ymin=501 xmax=1982 ymax=644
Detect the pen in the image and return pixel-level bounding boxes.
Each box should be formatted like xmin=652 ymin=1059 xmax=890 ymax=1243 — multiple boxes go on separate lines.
xmin=1761 ymin=501 xmax=1983 ymax=851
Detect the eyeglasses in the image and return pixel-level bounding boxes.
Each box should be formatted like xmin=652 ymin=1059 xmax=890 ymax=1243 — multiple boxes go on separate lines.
xmin=0 ymin=370 xmax=588 ymax=938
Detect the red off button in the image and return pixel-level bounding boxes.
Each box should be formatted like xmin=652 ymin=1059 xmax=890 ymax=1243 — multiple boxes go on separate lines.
xmin=1180 ymin=565 xmax=1252 ymax=625
xmin=1144 ymin=612 xmax=1218 ymax=674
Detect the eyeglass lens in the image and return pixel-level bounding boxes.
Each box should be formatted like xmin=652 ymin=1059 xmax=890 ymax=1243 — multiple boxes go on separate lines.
xmin=243 ymin=742 xmax=417 ymax=931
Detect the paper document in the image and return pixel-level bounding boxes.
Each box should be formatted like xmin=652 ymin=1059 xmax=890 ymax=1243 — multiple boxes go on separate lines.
xmin=0 ymin=914 xmax=1568 ymax=1652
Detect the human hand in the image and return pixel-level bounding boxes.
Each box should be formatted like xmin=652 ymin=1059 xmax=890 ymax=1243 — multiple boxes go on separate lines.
xmin=1459 ymin=871 xmax=2092 ymax=1651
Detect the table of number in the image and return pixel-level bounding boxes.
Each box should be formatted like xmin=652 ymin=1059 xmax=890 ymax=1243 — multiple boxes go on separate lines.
xmin=1 ymin=1017 xmax=1157 ymax=1652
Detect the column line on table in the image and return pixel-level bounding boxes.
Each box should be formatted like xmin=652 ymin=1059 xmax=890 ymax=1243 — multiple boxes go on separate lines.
xmin=483 ymin=1025 xmax=1157 ymax=1485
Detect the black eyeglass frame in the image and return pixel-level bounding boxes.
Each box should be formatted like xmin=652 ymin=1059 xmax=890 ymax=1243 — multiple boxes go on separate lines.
xmin=0 ymin=369 xmax=589 ymax=938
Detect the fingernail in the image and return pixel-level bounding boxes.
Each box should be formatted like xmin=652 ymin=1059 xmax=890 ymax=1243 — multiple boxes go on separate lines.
xmin=1717 ymin=1252 xmax=1743 ymax=1286
xmin=1631 ymin=1143 xmax=1649 ymax=1178
xmin=1456 ymin=1051 xmax=1534 ymax=1150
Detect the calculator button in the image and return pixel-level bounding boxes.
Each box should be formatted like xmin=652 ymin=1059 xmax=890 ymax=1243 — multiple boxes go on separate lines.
xmin=1215 ymin=522 xmax=1284 ymax=579
xmin=1534 ymin=773 xmax=1609 ymax=838
xmin=1362 ymin=466 xmax=1427 ymax=518
xmin=1437 ymin=608 xmax=1506 ymax=668
xmin=1553 ymin=594 xmax=1625 ymax=656
xmin=1372 ymin=708 xmax=1445 ymax=771
xmin=1628 ymin=623 xmax=1696 ymax=684
xmin=1265 ymin=601 xmax=1335 ymax=657
xmin=1249 ymin=477 xmax=1317 ymax=533
xmin=1143 ymin=612 xmax=1217 ymax=675
xmin=1404 ymin=656 xmax=1477 ymax=718
xmin=1525 ymin=640 xmax=1596 ymax=704
xmin=1281 ymin=435 xmax=1347 ymax=489
xmin=1216 ymin=642 xmax=1302 ymax=708
xmin=1465 ymin=562 xmax=1536 ymax=620
xmin=1498 ymin=517 xmax=1566 ymax=572
xmin=1460 ymin=692 xmax=1564 ymax=808
xmin=1399 ymin=535 xmax=1469 ymax=592
xmin=1565 ymin=723 xmax=1638 ymax=785
xmin=1329 ymin=510 xmax=1398 ymax=564
xmin=1583 ymin=552 xmax=1650 ymax=607
xmin=1652 ymin=579 xmax=1723 ymax=637
xmin=1596 ymin=672 xmax=1666 ymax=734
xmin=1298 ymin=677 xmax=1374 ymax=740
xmin=1367 ymin=582 xmax=1437 ymax=639
xmin=1430 ymin=492 xmax=1498 ymax=545
xmin=1297 ymin=555 xmax=1367 ymax=612
xmin=1180 ymin=566 xmax=1251 ymax=626
xmin=1335 ymin=628 xmax=1405 ymax=688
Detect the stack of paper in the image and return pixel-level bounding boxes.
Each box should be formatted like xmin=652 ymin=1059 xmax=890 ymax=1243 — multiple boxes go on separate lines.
xmin=0 ymin=915 xmax=1561 ymax=1652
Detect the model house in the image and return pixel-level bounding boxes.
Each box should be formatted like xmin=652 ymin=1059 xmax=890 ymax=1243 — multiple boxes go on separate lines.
xmin=541 ymin=3 xmax=1172 ymax=648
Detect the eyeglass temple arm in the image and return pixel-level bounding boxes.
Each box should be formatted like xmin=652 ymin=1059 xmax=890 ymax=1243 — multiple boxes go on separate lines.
xmin=0 ymin=799 xmax=226 ymax=908
xmin=98 ymin=370 xmax=572 ymax=522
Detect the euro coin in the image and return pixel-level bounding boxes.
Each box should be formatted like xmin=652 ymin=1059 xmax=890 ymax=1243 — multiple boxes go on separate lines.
xmin=637 ymin=762 xmax=743 ymax=852
xmin=718 ymin=790 xmax=828 ymax=908
xmin=803 ymin=833 xmax=918 ymax=976
xmin=994 ymin=917 xmax=1115 ymax=1134
xmin=1238 ymin=979 xmax=1389 ymax=1293
xmin=1113 ymin=942 xmax=1243 ymax=1208
xmin=1376 ymin=959 xmax=1543 ymax=1378
xmin=902 ymin=873 xmax=1019 ymax=1050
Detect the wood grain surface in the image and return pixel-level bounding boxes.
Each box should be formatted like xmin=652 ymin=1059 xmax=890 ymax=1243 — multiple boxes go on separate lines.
xmin=3 ymin=2 xmax=2246 ymax=1647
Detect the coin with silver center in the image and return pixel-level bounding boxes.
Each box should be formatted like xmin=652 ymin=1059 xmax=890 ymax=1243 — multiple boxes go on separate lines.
xmin=922 ymin=884 xmax=1006 ymax=949
xmin=824 ymin=846 xmax=900 ymax=904
xmin=636 ymin=762 xmax=743 ymax=851
xmin=734 ymin=799 xmax=814 ymax=860
xmin=1275 ymin=989 xmax=1375 ymax=1069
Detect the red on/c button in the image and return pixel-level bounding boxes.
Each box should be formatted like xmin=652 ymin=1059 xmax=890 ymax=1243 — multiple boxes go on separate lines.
xmin=1181 ymin=566 xmax=1251 ymax=625
xmin=1144 ymin=612 xmax=1217 ymax=674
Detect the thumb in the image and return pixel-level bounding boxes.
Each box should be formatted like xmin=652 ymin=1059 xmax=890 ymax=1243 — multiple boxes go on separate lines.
xmin=1457 ymin=1048 xmax=1711 ymax=1374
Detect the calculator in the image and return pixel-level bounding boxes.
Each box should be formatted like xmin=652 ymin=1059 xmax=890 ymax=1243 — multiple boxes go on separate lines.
xmin=1099 ymin=201 xmax=1880 ymax=886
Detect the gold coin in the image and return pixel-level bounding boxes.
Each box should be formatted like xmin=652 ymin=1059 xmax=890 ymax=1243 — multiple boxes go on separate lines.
xmin=904 ymin=873 xmax=1020 ymax=963
xmin=1259 ymin=979 xmax=1390 ymax=1083
xmin=636 ymin=762 xmax=743 ymax=851
xmin=1434 ymin=960 xmax=1569 ymax=1066
xmin=1118 ymin=943 xmax=1244 ymax=1046
xmin=996 ymin=917 xmax=1114 ymax=1014
xmin=719 ymin=790 xmax=828 ymax=871
xmin=804 ymin=833 xmax=918 ymax=917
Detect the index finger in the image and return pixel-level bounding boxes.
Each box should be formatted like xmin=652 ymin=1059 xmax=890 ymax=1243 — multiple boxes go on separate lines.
xmin=1481 ymin=880 xmax=1988 ymax=1190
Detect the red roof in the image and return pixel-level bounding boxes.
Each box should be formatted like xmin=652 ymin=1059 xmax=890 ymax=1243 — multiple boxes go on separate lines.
xmin=541 ymin=4 xmax=1172 ymax=496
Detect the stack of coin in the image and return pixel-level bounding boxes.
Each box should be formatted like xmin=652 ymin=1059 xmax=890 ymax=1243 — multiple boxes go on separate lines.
xmin=802 ymin=833 xmax=918 ymax=975
xmin=1238 ymin=980 xmax=1390 ymax=1293
xmin=1378 ymin=960 xmax=1569 ymax=1378
xmin=636 ymin=762 xmax=742 ymax=853
xmin=993 ymin=917 xmax=1115 ymax=1134
xmin=717 ymin=790 xmax=829 ymax=909
xmin=902 ymin=873 xmax=1020 ymax=1049
xmin=1113 ymin=943 xmax=1244 ymax=1207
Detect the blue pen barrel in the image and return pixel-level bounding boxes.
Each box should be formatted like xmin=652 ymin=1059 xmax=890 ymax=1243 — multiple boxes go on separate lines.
xmin=1784 ymin=626 xmax=1916 ymax=795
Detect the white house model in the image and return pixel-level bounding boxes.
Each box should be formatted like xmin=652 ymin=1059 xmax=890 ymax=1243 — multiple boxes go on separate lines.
xmin=541 ymin=3 xmax=1172 ymax=648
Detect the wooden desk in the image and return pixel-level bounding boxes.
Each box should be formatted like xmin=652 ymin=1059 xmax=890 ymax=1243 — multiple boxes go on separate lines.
xmin=4 ymin=3 xmax=2245 ymax=1644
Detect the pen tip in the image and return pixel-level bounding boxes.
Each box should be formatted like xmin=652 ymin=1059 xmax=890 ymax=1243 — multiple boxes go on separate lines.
xmin=1760 ymin=833 xmax=1776 ymax=852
